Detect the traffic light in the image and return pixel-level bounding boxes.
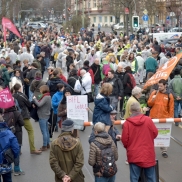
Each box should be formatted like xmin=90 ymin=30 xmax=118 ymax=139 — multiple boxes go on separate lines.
xmin=132 ymin=16 xmax=139 ymax=28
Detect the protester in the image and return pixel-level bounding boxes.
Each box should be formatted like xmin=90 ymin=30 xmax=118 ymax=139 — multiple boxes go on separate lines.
xmin=122 ymin=102 xmax=158 ymax=182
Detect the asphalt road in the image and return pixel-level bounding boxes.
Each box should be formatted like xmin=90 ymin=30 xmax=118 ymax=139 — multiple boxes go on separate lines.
xmin=11 ymin=70 xmax=182 ymax=182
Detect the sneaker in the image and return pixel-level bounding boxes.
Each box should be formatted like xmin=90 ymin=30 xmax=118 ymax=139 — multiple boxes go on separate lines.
xmin=14 ymin=170 xmax=25 ymax=176
xmin=125 ymin=160 xmax=129 ymax=165
xmin=31 ymin=150 xmax=42 ymax=155
xmin=162 ymin=153 xmax=168 ymax=158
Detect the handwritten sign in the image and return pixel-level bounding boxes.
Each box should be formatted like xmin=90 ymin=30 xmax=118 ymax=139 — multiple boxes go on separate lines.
xmin=67 ymin=95 xmax=88 ymax=130
xmin=154 ymin=123 xmax=172 ymax=147
xmin=0 ymin=88 xmax=15 ymax=109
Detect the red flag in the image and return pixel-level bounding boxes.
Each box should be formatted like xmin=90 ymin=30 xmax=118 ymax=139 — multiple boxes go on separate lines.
xmin=2 ymin=17 xmax=22 ymax=40
xmin=0 ymin=88 xmax=15 ymax=109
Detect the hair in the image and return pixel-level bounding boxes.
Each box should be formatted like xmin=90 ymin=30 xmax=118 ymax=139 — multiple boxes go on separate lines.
xmin=130 ymin=102 xmax=141 ymax=113
xmin=34 ymin=71 xmax=42 ymax=79
xmin=39 ymin=85 xmax=49 ymax=94
xmin=6 ymin=64 xmax=11 ymax=69
xmin=16 ymin=60 xmax=21 ymax=65
xmin=55 ymin=68 xmax=63 ymax=75
xmin=94 ymin=122 xmax=105 ymax=133
xmin=132 ymin=86 xmax=142 ymax=96
xmin=14 ymin=69 xmax=20 ymax=75
xmin=13 ymin=83 xmax=21 ymax=92
xmin=52 ymin=69 xmax=60 ymax=77
xmin=83 ymin=60 xmax=89 ymax=67
xmin=158 ymin=79 xmax=167 ymax=85
xmin=57 ymin=83 xmax=64 ymax=90
xmin=5 ymin=57 xmax=10 ymax=61
xmin=108 ymin=69 xmax=115 ymax=75
xmin=23 ymin=59 xmax=28 ymax=64
xmin=31 ymin=62 xmax=38 ymax=68
xmin=100 ymin=83 xmax=113 ymax=96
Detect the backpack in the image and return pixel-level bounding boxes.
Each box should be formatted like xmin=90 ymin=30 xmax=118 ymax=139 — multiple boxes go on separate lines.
xmin=102 ymin=63 xmax=111 ymax=76
xmin=127 ymin=73 xmax=136 ymax=89
xmin=54 ymin=52 xmax=59 ymax=61
xmin=3 ymin=112 xmax=16 ymax=133
xmin=94 ymin=141 xmax=117 ymax=177
xmin=71 ymin=77 xmax=81 ymax=93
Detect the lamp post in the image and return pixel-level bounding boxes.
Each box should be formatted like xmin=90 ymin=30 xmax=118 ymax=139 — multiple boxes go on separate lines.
xmin=82 ymin=0 xmax=85 ymax=28
xmin=18 ymin=10 xmax=33 ymax=27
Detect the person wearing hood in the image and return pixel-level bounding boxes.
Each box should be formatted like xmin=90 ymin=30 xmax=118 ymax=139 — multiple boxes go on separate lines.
xmin=49 ymin=119 xmax=85 ymax=182
xmin=88 ymin=122 xmax=118 ymax=181
xmin=19 ymin=47 xmax=34 ymax=64
xmin=121 ymin=102 xmax=158 ymax=182
xmin=8 ymin=49 xmax=17 ymax=64
xmin=0 ymin=114 xmax=20 ymax=181
xmin=86 ymin=48 xmax=97 ymax=66
xmin=93 ymin=83 xmax=113 ymax=132
xmin=159 ymin=52 xmax=169 ymax=68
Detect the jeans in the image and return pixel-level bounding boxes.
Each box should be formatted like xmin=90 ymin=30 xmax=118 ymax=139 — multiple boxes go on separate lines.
xmin=0 ymin=172 xmax=12 ymax=182
xmin=94 ymin=84 xmax=100 ymax=97
xmin=129 ymin=163 xmax=156 ymax=182
xmin=174 ymin=100 xmax=182 ymax=125
xmin=24 ymin=119 xmax=35 ymax=152
xmin=39 ymin=118 xmax=50 ymax=146
xmin=95 ymin=175 xmax=115 ymax=182
xmin=45 ymin=57 xmax=50 ymax=69
xmin=29 ymin=87 xmax=33 ymax=102
xmin=14 ymin=146 xmax=21 ymax=166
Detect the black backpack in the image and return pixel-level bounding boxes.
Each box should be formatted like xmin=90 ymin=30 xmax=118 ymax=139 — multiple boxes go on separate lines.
xmin=3 ymin=112 xmax=16 ymax=133
xmin=94 ymin=141 xmax=117 ymax=177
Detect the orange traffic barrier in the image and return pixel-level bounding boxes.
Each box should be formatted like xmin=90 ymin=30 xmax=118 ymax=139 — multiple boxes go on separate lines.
xmin=84 ymin=118 xmax=182 ymax=126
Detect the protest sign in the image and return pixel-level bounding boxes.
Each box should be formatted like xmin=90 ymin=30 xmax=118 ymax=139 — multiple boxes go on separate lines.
xmin=0 ymin=88 xmax=15 ymax=109
xmin=67 ymin=95 xmax=88 ymax=130
xmin=154 ymin=123 xmax=172 ymax=147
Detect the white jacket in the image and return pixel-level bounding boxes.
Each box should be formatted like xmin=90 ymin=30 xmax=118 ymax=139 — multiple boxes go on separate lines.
xmin=81 ymin=72 xmax=92 ymax=95
xmin=10 ymin=77 xmax=23 ymax=93
xmin=136 ymin=56 xmax=145 ymax=69
xmin=8 ymin=50 xmax=17 ymax=64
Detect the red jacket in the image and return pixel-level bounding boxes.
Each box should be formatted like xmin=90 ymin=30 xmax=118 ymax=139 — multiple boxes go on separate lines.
xmin=59 ymin=75 xmax=67 ymax=83
xmin=78 ymin=67 xmax=94 ymax=84
xmin=121 ymin=114 xmax=158 ymax=168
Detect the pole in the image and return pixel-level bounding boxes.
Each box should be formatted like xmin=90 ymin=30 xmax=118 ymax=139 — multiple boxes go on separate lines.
xmin=82 ymin=0 xmax=85 ymax=28
xmin=65 ymin=0 xmax=67 ymax=21
xmin=76 ymin=0 xmax=78 ymax=16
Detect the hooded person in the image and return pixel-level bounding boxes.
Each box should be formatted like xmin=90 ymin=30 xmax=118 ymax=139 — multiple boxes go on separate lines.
xmin=159 ymin=52 xmax=169 ymax=68
xmin=49 ymin=119 xmax=85 ymax=182
xmin=19 ymin=47 xmax=34 ymax=64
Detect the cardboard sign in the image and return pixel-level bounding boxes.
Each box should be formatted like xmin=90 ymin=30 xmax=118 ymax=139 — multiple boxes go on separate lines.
xmin=0 ymin=88 xmax=15 ymax=108
xmin=67 ymin=95 xmax=88 ymax=130
xmin=154 ymin=123 xmax=172 ymax=147
xmin=144 ymin=53 xmax=182 ymax=89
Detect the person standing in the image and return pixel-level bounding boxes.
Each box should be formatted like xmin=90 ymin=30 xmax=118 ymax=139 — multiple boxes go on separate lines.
xmin=169 ymin=69 xmax=182 ymax=126
xmin=122 ymin=102 xmax=158 ymax=182
xmin=49 ymin=119 xmax=85 ymax=182
xmin=41 ymin=42 xmax=52 ymax=69
xmin=148 ymin=79 xmax=174 ymax=158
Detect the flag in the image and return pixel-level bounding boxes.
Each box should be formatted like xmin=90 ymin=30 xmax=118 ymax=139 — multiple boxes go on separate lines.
xmin=2 ymin=17 xmax=22 ymax=42
xmin=143 ymin=52 xmax=182 ymax=89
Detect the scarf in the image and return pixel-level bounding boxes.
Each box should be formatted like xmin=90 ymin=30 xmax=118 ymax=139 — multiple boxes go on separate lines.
xmin=38 ymin=93 xmax=50 ymax=102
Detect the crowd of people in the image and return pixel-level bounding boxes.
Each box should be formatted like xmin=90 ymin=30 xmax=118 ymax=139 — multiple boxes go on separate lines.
xmin=0 ymin=22 xmax=182 ymax=182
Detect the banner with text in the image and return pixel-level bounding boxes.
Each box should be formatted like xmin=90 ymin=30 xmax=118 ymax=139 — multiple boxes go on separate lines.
xmin=67 ymin=95 xmax=88 ymax=130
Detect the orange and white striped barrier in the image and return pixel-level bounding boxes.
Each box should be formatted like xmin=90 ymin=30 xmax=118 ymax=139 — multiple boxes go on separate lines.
xmin=84 ymin=118 xmax=182 ymax=126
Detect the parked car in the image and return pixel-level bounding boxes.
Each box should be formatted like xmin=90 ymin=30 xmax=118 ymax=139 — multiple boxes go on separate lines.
xmin=168 ymin=27 xmax=182 ymax=32
xmin=27 ymin=22 xmax=47 ymax=29
xmin=114 ymin=22 xmax=124 ymax=30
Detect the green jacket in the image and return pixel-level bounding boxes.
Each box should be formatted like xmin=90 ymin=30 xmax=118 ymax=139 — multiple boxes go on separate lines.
xmin=33 ymin=59 xmax=41 ymax=71
xmin=145 ymin=57 xmax=158 ymax=72
xmin=169 ymin=75 xmax=182 ymax=100
xmin=2 ymin=68 xmax=11 ymax=87
xmin=49 ymin=132 xmax=85 ymax=182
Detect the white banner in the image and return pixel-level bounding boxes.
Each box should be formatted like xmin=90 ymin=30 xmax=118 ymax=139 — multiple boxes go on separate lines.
xmin=154 ymin=123 xmax=172 ymax=147
xmin=67 ymin=95 xmax=88 ymax=130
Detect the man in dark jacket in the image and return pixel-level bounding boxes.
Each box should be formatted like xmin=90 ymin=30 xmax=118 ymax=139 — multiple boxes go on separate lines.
xmin=122 ymin=102 xmax=158 ymax=182
xmin=105 ymin=70 xmax=123 ymax=109
xmin=49 ymin=119 xmax=85 ymax=182
xmin=33 ymin=42 xmax=42 ymax=58
xmin=91 ymin=58 xmax=102 ymax=97
xmin=66 ymin=52 xmax=74 ymax=73
xmin=41 ymin=42 xmax=52 ymax=69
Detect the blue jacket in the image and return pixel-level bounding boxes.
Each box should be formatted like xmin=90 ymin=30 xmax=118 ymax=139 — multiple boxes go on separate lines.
xmin=93 ymin=94 xmax=113 ymax=125
xmin=52 ymin=91 xmax=64 ymax=114
xmin=34 ymin=45 xmax=41 ymax=58
xmin=0 ymin=122 xmax=19 ymax=174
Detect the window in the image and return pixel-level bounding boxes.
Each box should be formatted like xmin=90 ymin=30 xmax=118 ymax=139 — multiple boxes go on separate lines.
xmin=88 ymin=1 xmax=90 ymax=8
xmin=110 ymin=16 xmax=113 ymax=22
xmin=93 ymin=0 xmax=97 ymax=8
xmin=99 ymin=16 xmax=102 ymax=22
xmin=105 ymin=16 xmax=107 ymax=22
xmin=94 ymin=17 xmax=96 ymax=23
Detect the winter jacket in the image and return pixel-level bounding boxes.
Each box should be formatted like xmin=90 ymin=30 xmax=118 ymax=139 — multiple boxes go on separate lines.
xmin=4 ymin=107 xmax=24 ymax=145
xmin=34 ymin=45 xmax=41 ymax=58
xmin=26 ymin=68 xmax=39 ymax=84
xmin=57 ymin=103 xmax=67 ymax=121
xmin=159 ymin=53 xmax=168 ymax=67
xmin=86 ymin=53 xmax=97 ymax=66
xmin=93 ymin=94 xmax=113 ymax=126
xmin=41 ymin=45 xmax=52 ymax=58
xmin=50 ymin=132 xmax=85 ymax=182
xmin=115 ymin=71 xmax=124 ymax=82
xmin=33 ymin=59 xmax=41 ymax=71
xmin=0 ymin=122 xmax=19 ymax=175
xmin=104 ymin=75 xmax=123 ymax=97
xmin=80 ymin=72 xmax=92 ymax=95
xmin=90 ymin=63 xmax=102 ymax=84
xmin=33 ymin=95 xmax=52 ymax=120
xmin=123 ymin=72 xmax=133 ymax=96
xmin=148 ymin=90 xmax=174 ymax=118
xmin=169 ymin=75 xmax=182 ymax=100
xmin=124 ymin=96 xmax=140 ymax=119
xmin=78 ymin=67 xmax=94 ymax=84
xmin=122 ymin=113 xmax=158 ymax=168
xmin=2 ymin=68 xmax=11 ymax=87
xmin=145 ymin=57 xmax=158 ymax=73
xmin=68 ymin=75 xmax=81 ymax=95
xmin=52 ymin=91 xmax=64 ymax=114
xmin=13 ymin=92 xmax=31 ymax=119
xmin=88 ymin=132 xmax=118 ymax=176
xmin=60 ymin=74 xmax=67 ymax=83
xmin=8 ymin=50 xmax=17 ymax=64
xmin=47 ymin=77 xmax=70 ymax=97
xmin=30 ymin=80 xmax=46 ymax=99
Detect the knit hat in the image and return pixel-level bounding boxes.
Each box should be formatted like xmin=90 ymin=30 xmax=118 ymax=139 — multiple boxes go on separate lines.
xmin=62 ymin=119 xmax=74 ymax=131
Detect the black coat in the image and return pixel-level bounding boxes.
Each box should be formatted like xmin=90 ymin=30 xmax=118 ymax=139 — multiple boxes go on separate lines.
xmin=66 ymin=56 xmax=73 ymax=72
xmin=115 ymin=71 xmax=124 ymax=82
xmin=13 ymin=91 xmax=31 ymax=119
xmin=4 ymin=107 xmax=24 ymax=145
xmin=123 ymin=72 xmax=132 ymax=96
xmin=68 ymin=75 xmax=81 ymax=95
xmin=90 ymin=63 xmax=102 ymax=84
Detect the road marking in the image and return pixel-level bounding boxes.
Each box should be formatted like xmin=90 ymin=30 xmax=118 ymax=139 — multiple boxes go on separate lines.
xmin=84 ymin=165 xmax=94 ymax=181
xmin=171 ymin=136 xmax=182 ymax=146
